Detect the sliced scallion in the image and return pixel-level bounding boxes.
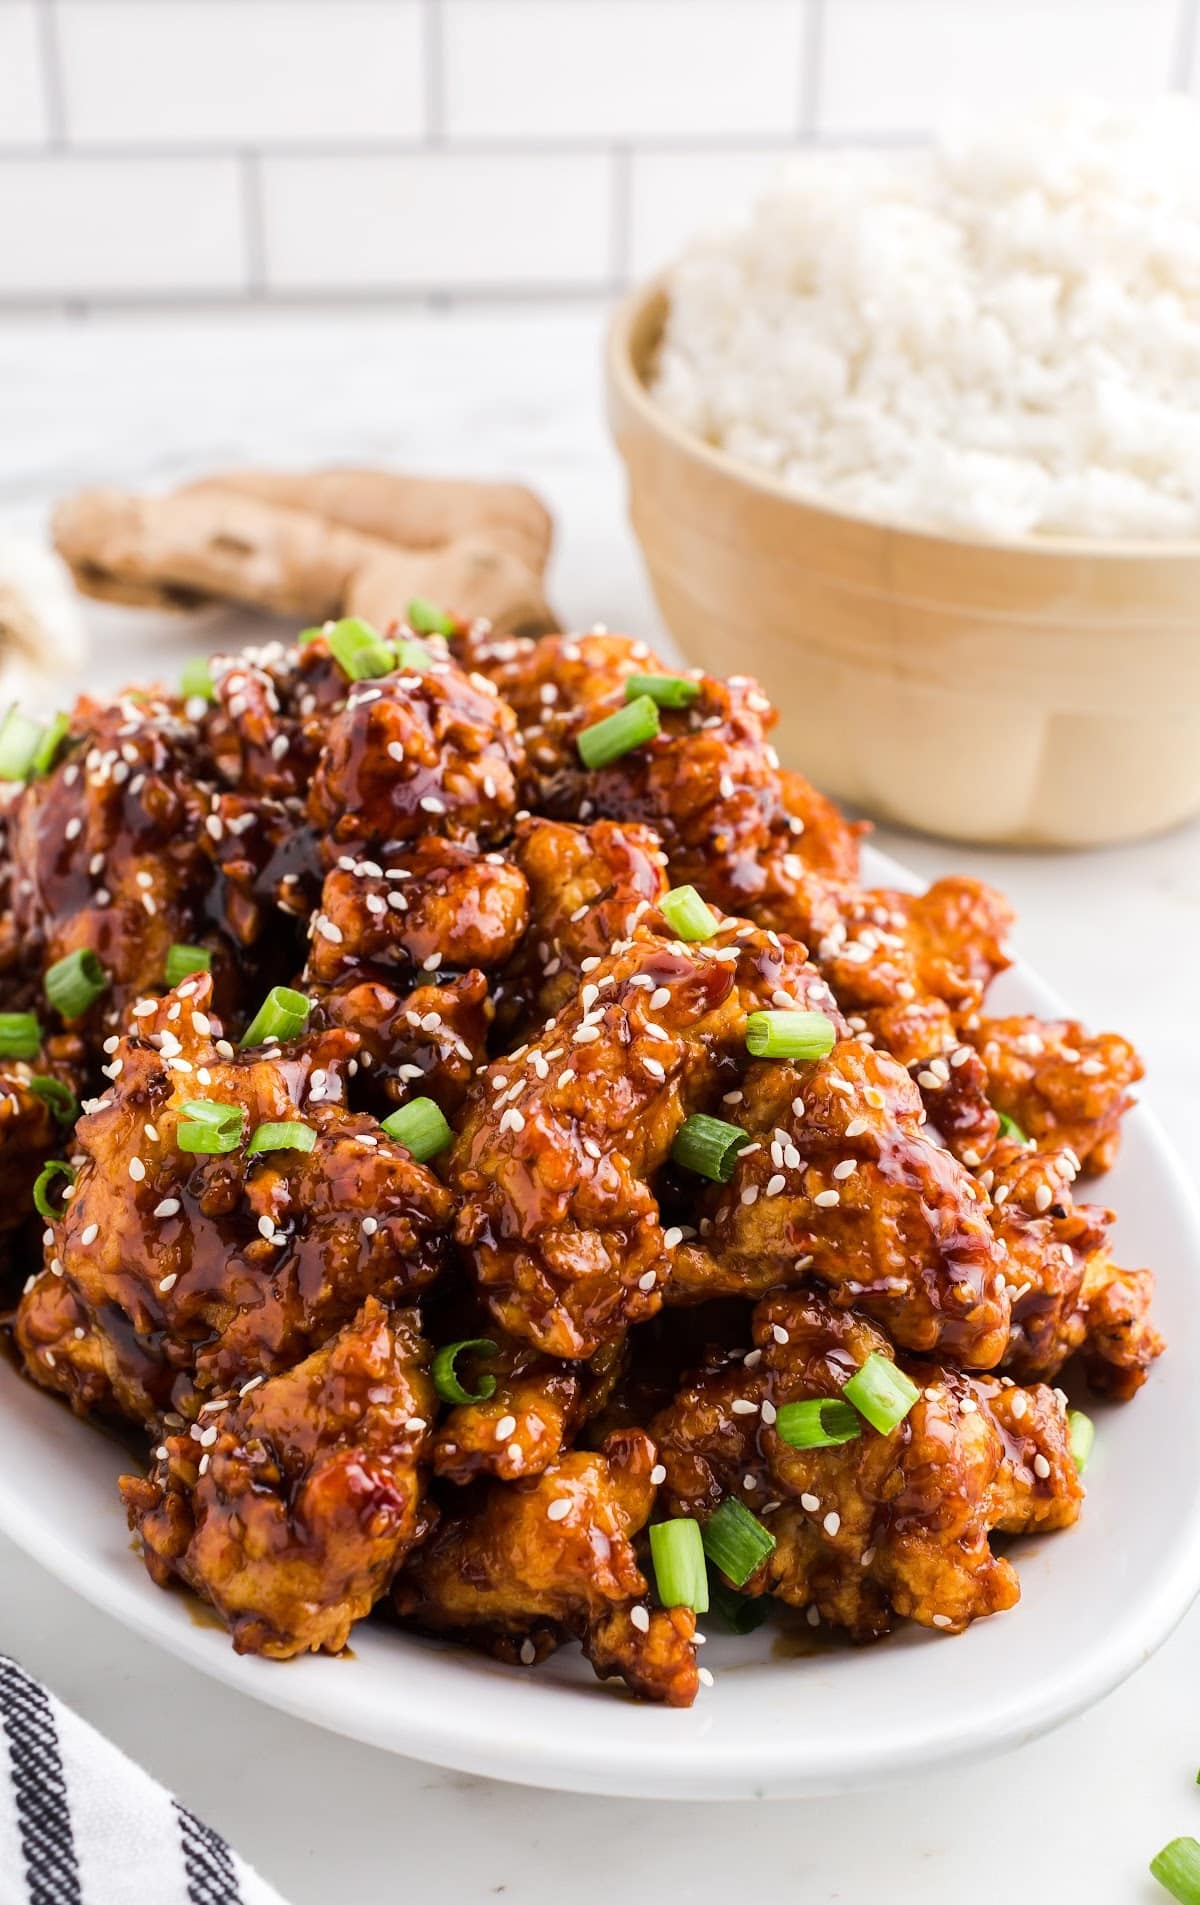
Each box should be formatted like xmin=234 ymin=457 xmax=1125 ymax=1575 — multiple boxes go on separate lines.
xmin=700 ymin=1497 xmax=776 ymax=1588
xmin=624 ymin=673 xmax=699 ymax=709
xmin=1067 ymin=1408 xmax=1094 ymax=1474
xmin=708 ymin=1576 xmax=769 ymax=1634
xmin=1151 ymin=1839 xmax=1200 ymax=1903
xmin=0 ymin=1012 xmax=41 ymax=1060
xmin=180 ymin=658 xmax=216 ymax=704
xmin=649 ymin=1518 xmax=709 ymax=1613
xmin=31 ymin=713 xmax=70 ymax=778
xmin=393 ymin=637 xmax=433 ymax=672
xmin=659 ymin=885 xmax=718 ymax=942
xmin=996 ymin=1110 xmax=1029 ymax=1144
xmin=45 ymin=948 xmax=109 ymax=1019
xmin=165 ymin=943 xmax=212 ymax=987
xmin=247 ymin=1120 xmax=316 ymax=1156
xmin=774 ymin=1397 xmax=863 ymax=1450
xmin=33 ymin=1160 xmax=75 ymax=1220
xmin=0 ymin=707 xmax=42 ymax=781
xmin=745 ymin=1009 xmax=837 ymax=1063
xmin=29 ymin=1075 xmax=78 ymax=1126
xmin=297 ymin=625 xmax=326 ymax=646
xmin=842 ymin=1351 xmax=920 ymax=1435
xmin=670 ymin=1112 xmax=747 ymax=1183
xmin=576 ymin=695 xmax=660 ymax=770
xmin=432 ymin=1337 xmax=499 ymax=1406
xmin=407 ymin=597 xmax=456 ymax=637
xmin=327 ymin=617 xmax=395 ymax=682
xmin=380 ymin=1096 xmax=452 ymax=1163
xmin=239 ymin=985 xmax=310 ymax=1047
xmin=176 ymin=1099 xmax=245 ymax=1155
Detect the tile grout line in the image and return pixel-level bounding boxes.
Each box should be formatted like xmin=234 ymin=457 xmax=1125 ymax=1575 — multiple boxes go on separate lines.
xmin=34 ymin=0 xmax=66 ymax=148
xmin=1170 ymin=0 xmax=1200 ymax=86
xmin=424 ymin=0 xmax=445 ymax=144
xmin=240 ymin=148 xmax=267 ymax=297
xmin=799 ymin=0 xmax=825 ymax=138
xmin=610 ymin=145 xmax=632 ymax=289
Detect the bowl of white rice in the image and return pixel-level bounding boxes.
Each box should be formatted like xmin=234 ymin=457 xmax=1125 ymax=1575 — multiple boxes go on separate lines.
xmin=606 ymin=98 xmax=1200 ymax=848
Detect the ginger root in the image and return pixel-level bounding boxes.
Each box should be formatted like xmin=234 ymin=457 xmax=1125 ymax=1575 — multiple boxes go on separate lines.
xmin=52 ymin=467 xmax=558 ymax=638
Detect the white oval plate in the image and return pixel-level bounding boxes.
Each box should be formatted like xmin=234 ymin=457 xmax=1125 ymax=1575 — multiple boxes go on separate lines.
xmin=1 ymin=844 xmax=1197 ymax=1799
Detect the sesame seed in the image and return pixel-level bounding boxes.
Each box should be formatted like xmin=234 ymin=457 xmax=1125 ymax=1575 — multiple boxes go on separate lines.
xmin=519 ymin=1639 xmax=537 ymax=1665
xmin=663 ymin=1227 xmax=683 ymax=1249
xmin=832 ymin=1159 xmax=857 ymax=1180
xmin=1035 ymin=1183 xmax=1053 ymax=1213
xmin=845 ymin=1118 xmax=868 ymax=1137
xmin=800 ymin=1492 xmax=820 ymax=1513
xmin=546 ymin=1498 xmax=571 ymax=1522
xmin=630 ymin=1604 xmax=651 ymax=1633
xmin=362 ymin=1217 xmax=378 ymax=1237
xmin=932 ymin=1614 xmax=953 ymax=1629
xmin=495 ymin=1415 xmax=517 ymax=1440
xmin=1033 ymin=1453 xmax=1051 ymax=1479
xmin=765 ymin=1173 xmax=786 ymax=1197
xmin=79 ymin=1223 xmax=98 ymax=1246
xmin=822 ymin=1511 xmax=841 ymax=1537
xmin=257 ymin=1215 xmax=276 ymax=1240
xmin=697 ymin=1667 xmax=714 ymax=1688
xmin=158 ymin=1273 xmax=177 ymax=1293
xmin=1011 ymin=1393 xmax=1028 ymax=1420
xmin=771 ymin=1324 xmax=789 ymax=1344
xmin=419 ymin=795 xmax=446 ymax=814
xmin=128 ymin=1158 xmax=146 ymax=1182
xmin=650 ymin=1464 xmax=667 ymax=1485
xmin=154 ymin=1198 xmax=180 ymax=1218
xmin=814 ymin=1188 xmax=840 ymax=1208
xmin=731 ymin=1399 xmax=757 ymax=1416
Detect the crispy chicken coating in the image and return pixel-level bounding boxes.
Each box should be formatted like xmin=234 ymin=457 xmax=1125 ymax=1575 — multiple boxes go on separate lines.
xmin=307 ymin=840 xmax=528 ymax=985
xmin=15 ymin=974 xmax=452 ymax=1424
xmin=669 ymin=1040 xmax=1011 ymax=1367
xmin=432 ymin=1331 xmax=625 ymax=1485
xmin=122 ymin=1297 xmax=434 ymax=1657
xmin=982 ymin=1139 xmax=1163 ymax=1396
xmin=964 ymin=1014 xmax=1142 ymax=1174
xmin=861 ymin=999 xmax=1000 ymax=1168
xmin=496 ymin=814 xmax=668 ymax=1031
xmin=310 ymin=967 xmax=492 ymax=1116
xmin=451 ymin=920 xmax=840 ymax=1359
xmin=653 ymin=1288 xmax=1082 ymax=1640
xmin=395 ymin=1428 xmax=698 ymax=1705
xmin=307 ymin=650 xmax=524 ymax=855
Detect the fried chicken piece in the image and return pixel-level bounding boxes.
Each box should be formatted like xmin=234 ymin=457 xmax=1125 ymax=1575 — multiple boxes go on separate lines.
xmin=307 ymin=650 xmax=524 ymax=855
xmin=310 ymin=968 xmax=491 ymax=1115
xmin=307 ymin=840 xmax=528 ymax=984
xmin=863 ymin=999 xmax=999 ymax=1168
xmin=15 ymin=973 xmax=452 ymax=1425
xmin=7 ymin=690 xmax=216 ymax=1030
xmin=202 ymin=638 xmax=348 ymax=804
xmin=653 ymin=1288 xmax=1082 ymax=1641
xmin=670 ymin=1040 xmax=1009 ymax=1367
xmin=432 ymin=1331 xmax=626 ymax=1485
xmin=754 ymin=869 xmax=1013 ymax=1019
xmin=964 ymin=1015 xmax=1142 ymax=1174
xmin=775 ymin=769 xmax=864 ymax=882
xmin=454 ymin=626 xmax=663 ymax=762
xmin=982 ymin=1139 xmax=1162 ymax=1396
xmin=122 ymin=1298 xmax=434 ymax=1658
xmin=0 ymin=1068 xmax=59 ymax=1236
xmin=495 ymin=815 xmax=669 ymax=1032
xmin=451 ymin=920 xmax=840 ymax=1358
xmin=395 ymin=1428 xmax=698 ymax=1705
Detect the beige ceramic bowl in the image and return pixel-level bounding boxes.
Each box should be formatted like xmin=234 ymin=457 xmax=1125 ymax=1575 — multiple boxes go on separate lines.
xmin=606 ymin=281 xmax=1200 ymax=848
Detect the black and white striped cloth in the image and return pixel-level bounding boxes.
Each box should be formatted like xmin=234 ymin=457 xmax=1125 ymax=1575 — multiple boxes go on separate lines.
xmin=0 ymin=1655 xmax=287 ymax=1905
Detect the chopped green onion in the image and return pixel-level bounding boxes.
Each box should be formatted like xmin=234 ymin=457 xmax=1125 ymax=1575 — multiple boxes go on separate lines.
xmin=176 ymin=1099 xmax=245 ymax=1154
xmin=708 ymin=1576 xmax=769 ymax=1634
xmin=33 ymin=1160 xmax=75 ymax=1220
xmin=659 ymin=885 xmax=718 ymax=942
xmin=700 ymin=1497 xmax=776 ymax=1588
xmin=1151 ymin=1838 xmax=1200 ymax=1903
xmin=745 ymin=1009 xmax=838 ymax=1063
xmin=432 ymin=1337 xmax=499 ymax=1406
xmin=1067 ymin=1408 xmax=1094 ymax=1474
xmin=240 ymin=985 xmax=310 ymax=1047
xmin=0 ymin=707 xmax=42 ymax=781
xmin=45 ymin=948 xmax=109 ymax=1019
xmin=31 ymin=713 xmax=70 ymax=778
xmin=671 ymin=1112 xmax=747 ymax=1183
xmin=624 ymin=673 xmax=700 ymax=709
xmin=0 ymin=1012 xmax=41 ymax=1060
xmin=392 ymin=637 xmax=433 ymax=672
xmin=649 ymin=1518 xmax=709 ymax=1613
xmin=407 ymin=596 xmax=456 ymax=637
xmin=775 ymin=1398 xmax=863 ymax=1450
xmin=327 ymin=617 xmax=395 ymax=681
xmin=180 ymin=658 xmax=216 ymax=703
xmin=576 ymin=694 xmax=660 ymax=770
xmin=165 ymin=943 xmax=212 ymax=987
xmin=247 ymin=1120 xmax=316 ymax=1156
xmin=297 ymin=625 xmax=326 ymax=646
xmin=29 ymin=1075 xmax=78 ymax=1126
xmin=380 ymin=1096 xmax=452 ymax=1163
xmin=842 ymin=1351 xmax=920 ymax=1435
xmin=996 ymin=1110 xmax=1029 ymax=1144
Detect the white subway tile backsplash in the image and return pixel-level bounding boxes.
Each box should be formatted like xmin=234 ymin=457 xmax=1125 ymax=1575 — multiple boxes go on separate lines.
xmin=262 ymin=152 xmax=613 ymax=291
xmin=0 ymin=4 xmax=48 ymax=148
xmin=819 ymin=0 xmax=1180 ymax=134
xmin=0 ymin=158 xmax=245 ymax=295
xmin=57 ymin=1 xmax=426 ymax=146
xmin=442 ymin=0 xmax=807 ymax=140
xmin=629 ymin=148 xmax=789 ymax=277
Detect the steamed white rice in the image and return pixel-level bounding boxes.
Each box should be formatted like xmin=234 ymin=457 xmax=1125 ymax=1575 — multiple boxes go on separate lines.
xmin=651 ymin=99 xmax=1200 ymax=541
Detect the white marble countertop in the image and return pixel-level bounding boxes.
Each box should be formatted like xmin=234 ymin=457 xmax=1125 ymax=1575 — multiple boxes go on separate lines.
xmin=0 ymin=308 xmax=1197 ymax=1904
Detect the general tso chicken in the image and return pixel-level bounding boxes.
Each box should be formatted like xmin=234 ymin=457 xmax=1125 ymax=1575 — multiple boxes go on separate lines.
xmin=0 ymin=610 xmax=1159 ymax=1706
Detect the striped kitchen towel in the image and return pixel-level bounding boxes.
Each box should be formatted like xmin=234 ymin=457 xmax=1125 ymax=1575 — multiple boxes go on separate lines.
xmin=0 ymin=1655 xmax=288 ymax=1905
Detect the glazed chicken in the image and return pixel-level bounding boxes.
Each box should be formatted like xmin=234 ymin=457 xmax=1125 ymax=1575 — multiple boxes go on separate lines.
xmin=0 ymin=605 xmax=1158 ymax=1705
